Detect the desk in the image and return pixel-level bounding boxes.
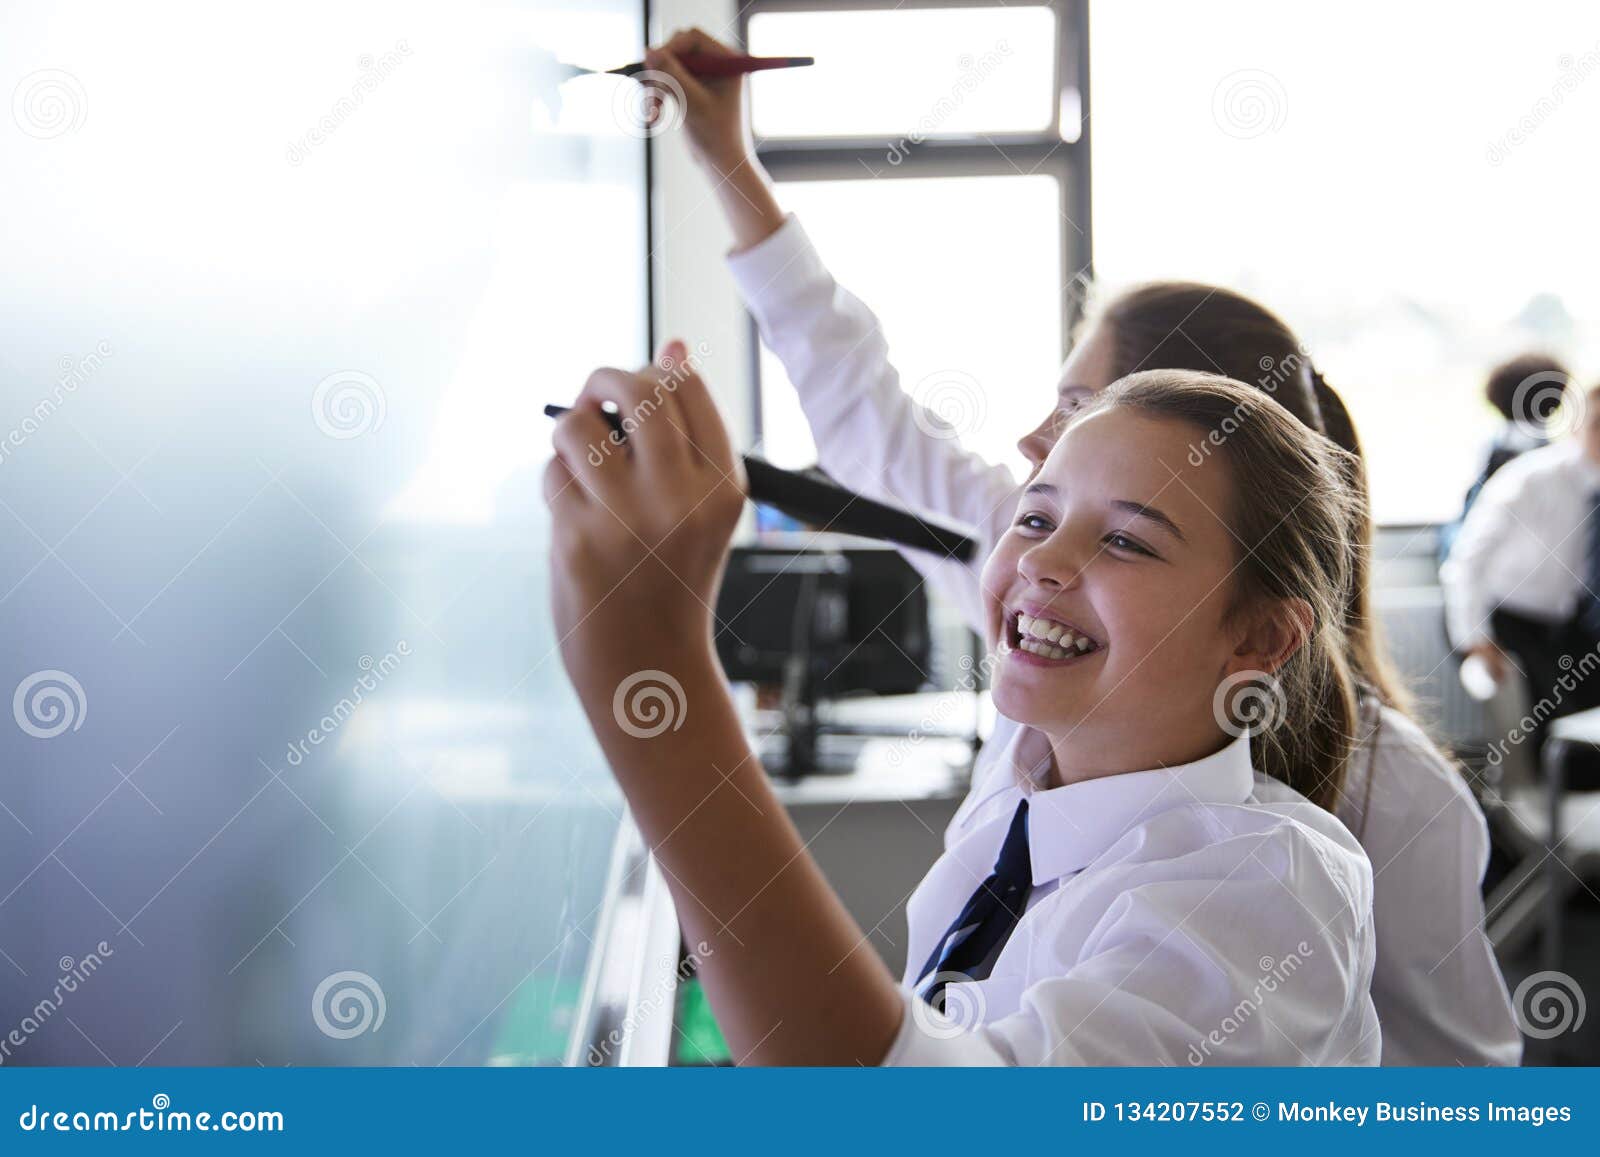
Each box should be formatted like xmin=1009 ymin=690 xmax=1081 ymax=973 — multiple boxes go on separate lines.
xmin=740 ymin=687 xmax=993 ymax=781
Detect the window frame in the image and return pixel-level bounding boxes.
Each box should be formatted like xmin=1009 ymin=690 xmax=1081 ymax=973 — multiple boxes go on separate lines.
xmin=735 ymin=0 xmax=1092 ymax=454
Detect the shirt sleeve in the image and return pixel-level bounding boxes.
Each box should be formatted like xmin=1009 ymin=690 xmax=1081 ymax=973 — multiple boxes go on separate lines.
xmin=725 ymin=213 xmax=1019 ymax=631
xmin=1440 ymin=461 xmax=1529 ymax=649
xmin=881 ymin=991 xmax=1012 ymax=1066
xmin=1362 ymin=726 xmax=1523 ymax=1065
xmin=882 ymin=820 xmax=1379 ymax=1067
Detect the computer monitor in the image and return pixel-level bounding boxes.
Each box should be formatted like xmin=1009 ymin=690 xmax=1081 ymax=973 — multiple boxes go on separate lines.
xmin=714 ymin=543 xmax=934 ymax=776
xmin=715 ymin=543 xmax=930 ymax=695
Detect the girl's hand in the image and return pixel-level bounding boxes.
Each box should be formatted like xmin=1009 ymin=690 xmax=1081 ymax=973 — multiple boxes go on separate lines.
xmin=641 ymin=28 xmax=751 ymax=177
xmin=545 ymin=346 xmax=904 ymax=1070
xmin=543 ymin=340 xmax=745 ymax=701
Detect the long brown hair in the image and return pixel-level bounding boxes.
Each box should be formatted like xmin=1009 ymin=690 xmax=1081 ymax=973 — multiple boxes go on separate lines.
xmin=1091 ymin=282 xmax=1412 ymax=717
xmin=1082 ymin=370 xmax=1363 ymax=810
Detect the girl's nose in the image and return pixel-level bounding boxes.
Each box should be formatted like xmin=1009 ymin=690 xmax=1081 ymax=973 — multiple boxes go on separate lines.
xmin=1017 ymin=415 xmax=1055 ymax=467
xmin=1016 ymin=529 xmax=1086 ymax=590
xmin=1017 ymin=406 xmax=1072 ymax=468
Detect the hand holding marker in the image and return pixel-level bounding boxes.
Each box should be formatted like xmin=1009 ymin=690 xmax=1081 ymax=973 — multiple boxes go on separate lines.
xmin=558 ymin=36 xmax=811 ymax=134
xmin=542 ymin=400 xmax=976 ymax=561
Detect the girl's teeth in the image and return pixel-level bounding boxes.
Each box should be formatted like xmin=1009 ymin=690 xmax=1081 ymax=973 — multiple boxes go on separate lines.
xmin=1011 ymin=611 xmax=1099 ymax=660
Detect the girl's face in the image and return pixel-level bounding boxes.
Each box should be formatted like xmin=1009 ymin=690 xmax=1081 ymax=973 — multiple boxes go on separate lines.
xmin=982 ymin=405 xmax=1261 ymax=774
xmin=1016 ymin=322 xmax=1120 ymax=470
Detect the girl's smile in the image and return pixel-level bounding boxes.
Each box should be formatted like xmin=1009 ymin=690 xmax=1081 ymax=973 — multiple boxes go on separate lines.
xmin=1001 ymin=606 xmax=1104 ymax=665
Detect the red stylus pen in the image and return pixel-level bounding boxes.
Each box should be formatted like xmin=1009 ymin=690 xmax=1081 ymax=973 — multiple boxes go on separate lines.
xmin=608 ymin=52 xmax=813 ymax=79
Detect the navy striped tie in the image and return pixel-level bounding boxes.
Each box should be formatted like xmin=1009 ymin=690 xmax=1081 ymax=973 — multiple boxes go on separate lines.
xmin=1582 ymin=490 xmax=1600 ymax=636
xmin=916 ymin=799 xmax=1032 ymax=1012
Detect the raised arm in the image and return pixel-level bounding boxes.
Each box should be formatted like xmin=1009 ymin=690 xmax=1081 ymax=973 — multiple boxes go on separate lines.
xmin=644 ymin=29 xmax=1020 ymax=628
xmin=642 ymin=33 xmax=786 ymax=254
xmin=545 ymin=347 xmax=907 ymax=1065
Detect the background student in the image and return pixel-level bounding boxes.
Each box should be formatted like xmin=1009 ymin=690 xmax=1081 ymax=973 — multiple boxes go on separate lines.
xmin=1468 ymin=354 xmax=1574 ymax=509
xmin=642 ymin=26 xmax=1521 ymax=1065
xmin=1439 ymin=353 xmax=1573 ymax=560
xmin=1442 ymin=383 xmax=1600 ymax=789
xmin=547 ymin=360 xmax=1380 ymax=1064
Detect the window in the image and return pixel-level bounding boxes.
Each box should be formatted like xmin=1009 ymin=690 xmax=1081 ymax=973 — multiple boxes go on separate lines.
xmin=1090 ymin=0 xmax=1600 ymax=525
xmin=748 ymin=5 xmax=1061 ymax=138
xmin=743 ymin=1 xmax=1089 ymax=482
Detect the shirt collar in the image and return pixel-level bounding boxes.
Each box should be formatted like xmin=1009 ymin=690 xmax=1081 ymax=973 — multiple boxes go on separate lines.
xmin=973 ymin=724 xmax=1256 ymax=886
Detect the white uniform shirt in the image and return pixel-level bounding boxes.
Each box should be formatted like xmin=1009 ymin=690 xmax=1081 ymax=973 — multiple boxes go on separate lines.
xmin=1441 ymin=438 xmax=1600 ymax=648
xmin=884 ymin=725 xmax=1378 ymax=1065
xmin=727 ymin=212 xmax=1522 ymax=1065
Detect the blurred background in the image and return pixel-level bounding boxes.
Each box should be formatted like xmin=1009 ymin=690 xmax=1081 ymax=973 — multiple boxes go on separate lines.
xmin=1 ymin=0 xmax=646 ymax=1065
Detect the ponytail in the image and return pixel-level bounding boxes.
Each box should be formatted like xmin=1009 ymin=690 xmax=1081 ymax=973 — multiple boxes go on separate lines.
xmin=1253 ymin=598 xmax=1363 ymax=814
xmin=1308 ymin=369 xmax=1415 ymax=718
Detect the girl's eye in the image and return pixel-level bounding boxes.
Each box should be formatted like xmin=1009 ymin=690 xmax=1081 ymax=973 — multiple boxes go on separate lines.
xmin=1014 ymin=511 xmax=1054 ymax=533
xmin=1104 ymin=532 xmax=1154 ymax=557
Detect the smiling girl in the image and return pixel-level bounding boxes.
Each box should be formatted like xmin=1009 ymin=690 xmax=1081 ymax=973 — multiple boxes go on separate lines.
xmin=546 ymin=356 xmax=1378 ymax=1065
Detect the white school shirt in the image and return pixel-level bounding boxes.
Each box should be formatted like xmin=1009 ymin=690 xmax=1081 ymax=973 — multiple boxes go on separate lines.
xmin=726 ymin=212 xmax=1522 ymax=1066
xmin=881 ymin=725 xmax=1379 ymax=1065
xmin=1441 ymin=438 xmax=1600 ymax=649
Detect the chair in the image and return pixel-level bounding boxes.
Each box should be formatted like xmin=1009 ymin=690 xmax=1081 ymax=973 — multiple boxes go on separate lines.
xmin=1472 ymin=661 xmax=1600 ymax=967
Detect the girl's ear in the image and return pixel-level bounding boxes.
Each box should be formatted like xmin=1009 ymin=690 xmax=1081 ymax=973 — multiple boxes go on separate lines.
xmin=1228 ymin=597 xmax=1314 ymax=677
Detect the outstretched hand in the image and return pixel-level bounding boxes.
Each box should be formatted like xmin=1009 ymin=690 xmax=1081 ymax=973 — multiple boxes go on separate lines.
xmin=640 ymin=28 xmax=751 ymax=175
xmin=543 ymin=340 xmax=745 ymax=700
